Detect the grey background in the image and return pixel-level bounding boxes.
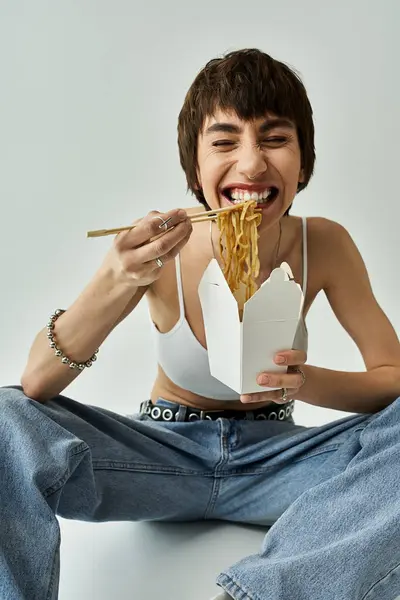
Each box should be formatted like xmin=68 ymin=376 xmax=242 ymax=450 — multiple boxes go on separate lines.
xmin=0 ymin=1 xmax=399 ymax=598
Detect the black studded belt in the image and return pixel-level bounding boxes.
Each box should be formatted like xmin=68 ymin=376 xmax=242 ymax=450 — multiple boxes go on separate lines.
xmin=139 ymin=399 xmax=295 ymax=423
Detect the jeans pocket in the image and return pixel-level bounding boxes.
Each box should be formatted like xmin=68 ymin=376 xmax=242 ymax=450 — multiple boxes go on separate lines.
xmin=293 ymin=443 xmax=341 ymax=464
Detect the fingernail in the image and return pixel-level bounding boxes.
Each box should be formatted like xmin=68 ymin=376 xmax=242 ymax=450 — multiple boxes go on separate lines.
xmin=258 ymin=375 xmax=270 ymax=385
xmin=241 ymin=395 xmax=252 ymax=403
xmin=178 ymin=209 xmax=188 ymax=219
xmin=275 ymin=355 xmax=286 ymax=364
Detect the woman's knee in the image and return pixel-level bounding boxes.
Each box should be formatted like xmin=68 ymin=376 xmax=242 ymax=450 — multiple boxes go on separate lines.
xmin=0 ymin=385 xmax=30 ymax=404
xmin=0 ymin=385 xmax=43 ymax=428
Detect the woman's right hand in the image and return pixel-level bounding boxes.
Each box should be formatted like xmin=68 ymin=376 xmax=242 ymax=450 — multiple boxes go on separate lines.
xmin=101 ymin=208 xmax=193 ymax=288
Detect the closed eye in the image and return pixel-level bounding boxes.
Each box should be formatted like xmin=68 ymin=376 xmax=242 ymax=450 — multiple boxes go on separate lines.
xmin=212 ymin=140 xmax=235 ymax=147
xmin=212 ymin=136 xmax=289 ymax=150
xmin=263 ymin=137 xmax=288 ymax=144
xmin=213 ymin=137 xmax=288 ymax=147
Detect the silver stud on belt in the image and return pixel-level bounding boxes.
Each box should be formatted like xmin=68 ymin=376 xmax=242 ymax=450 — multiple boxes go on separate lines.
xmin=141 ymin=400 xmax=294 ymax=422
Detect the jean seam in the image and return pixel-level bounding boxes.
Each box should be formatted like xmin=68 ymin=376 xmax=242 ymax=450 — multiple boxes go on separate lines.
xmin=291 ymin=443 xmax=340 ymax=463
xmin=230 ymin=421 xmax=240 ymax=451
xmin=204 ymin=419 xmax=229 ymax=519
xmin=41 ymin=446 xmax=84 ymax=599
xmin=361 ymin=561 xmax=400 ymax=600
xmin=42 ymin=444 xmax=89 ymax=498
xmin=217 ymin=573 xmax=257 ymax=600
xmin=46 ymin=543 xmax=60 ymax=600
xmin=91 ymin=461 xmax=214 ymax=476
xmin=207 ymin=449 xmax=338 ymax=476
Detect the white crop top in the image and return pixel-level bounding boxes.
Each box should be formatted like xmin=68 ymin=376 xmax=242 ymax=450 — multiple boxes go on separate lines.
xmin=149 ymin=217 xmax=309 ymax=401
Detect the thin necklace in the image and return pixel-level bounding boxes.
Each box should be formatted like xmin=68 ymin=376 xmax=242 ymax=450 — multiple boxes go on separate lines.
xmin=273 ymin=220 xmax=283 ymax=270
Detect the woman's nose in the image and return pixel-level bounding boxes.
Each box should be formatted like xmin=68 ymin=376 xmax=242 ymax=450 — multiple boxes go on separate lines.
xmin=237 ymin=145 xmax=268 ymax=180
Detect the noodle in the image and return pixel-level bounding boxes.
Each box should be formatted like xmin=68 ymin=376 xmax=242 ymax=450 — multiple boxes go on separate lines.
xmin=217 ymin=200 xmax=262 ymax=304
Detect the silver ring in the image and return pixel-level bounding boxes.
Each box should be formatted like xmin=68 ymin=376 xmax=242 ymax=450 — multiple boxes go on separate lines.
xmin=293 ymin=366 xmax=306 ymax=386
xmin=281 ymin=388 xmax=288 ymax=402
xmin=155 ymin=258 xmax=163 ymax=268
xmin=153 ymin=216 xmax=172 ymax=231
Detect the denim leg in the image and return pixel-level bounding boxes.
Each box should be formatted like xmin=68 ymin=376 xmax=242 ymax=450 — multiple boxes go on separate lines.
xmin=0 ymin=387 xmax=220 ymax=600
xmin=215 ymin=398 xmax=400 ymax=600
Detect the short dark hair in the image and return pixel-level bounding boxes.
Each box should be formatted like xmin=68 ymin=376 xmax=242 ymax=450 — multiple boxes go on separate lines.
xmin=177 ymin=48 xmax=315 ymax=214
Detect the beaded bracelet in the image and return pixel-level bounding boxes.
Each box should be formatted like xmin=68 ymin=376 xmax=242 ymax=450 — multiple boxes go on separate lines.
xmin=47 ymin=309 xmax=99 ymax=371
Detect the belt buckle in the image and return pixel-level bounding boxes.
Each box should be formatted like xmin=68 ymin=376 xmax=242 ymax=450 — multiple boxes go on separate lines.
xmin=141 ymin=400 xmax=152 ymax=416
xmin=200 ymin=410 xmax=214 ymax=421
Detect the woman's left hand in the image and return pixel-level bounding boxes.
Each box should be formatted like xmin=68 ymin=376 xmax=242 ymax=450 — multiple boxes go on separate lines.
xmin=240 ymin=350 xmax=307 ymax=404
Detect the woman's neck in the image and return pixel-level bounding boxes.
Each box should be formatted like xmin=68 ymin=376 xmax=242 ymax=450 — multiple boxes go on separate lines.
xmin=257 ymin=219 xmax=284 ymax=276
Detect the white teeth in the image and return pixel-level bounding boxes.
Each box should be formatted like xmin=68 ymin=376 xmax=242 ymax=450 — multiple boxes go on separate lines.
xmin=227 ymin=187 xmax=274 ymax=204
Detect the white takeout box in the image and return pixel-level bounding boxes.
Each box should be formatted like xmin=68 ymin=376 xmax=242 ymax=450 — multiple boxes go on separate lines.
xmin=198 ymin=259 xmax=304 ymax=396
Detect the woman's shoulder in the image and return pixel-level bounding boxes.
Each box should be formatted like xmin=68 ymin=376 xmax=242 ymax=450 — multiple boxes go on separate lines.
xmin=305 ymin=216 xmax=354 ymax=251
xmin=285 ymin=215 xmax=350 ymax=255
xmin=304 ymin=216 xmax=363 ymax=290
xmin=300 ymin=216 xmax=353 ymax=255
xmin=304 ymin=215 xmax=346 ymax=234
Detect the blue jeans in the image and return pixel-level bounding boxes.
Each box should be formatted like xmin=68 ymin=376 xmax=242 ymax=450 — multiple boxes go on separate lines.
xmin=1 ymin=386 xmax=399 ymax=600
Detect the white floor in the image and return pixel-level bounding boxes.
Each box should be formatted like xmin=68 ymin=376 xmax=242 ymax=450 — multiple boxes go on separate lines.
xmin=59 ymin=519 xmax=266 ymax=599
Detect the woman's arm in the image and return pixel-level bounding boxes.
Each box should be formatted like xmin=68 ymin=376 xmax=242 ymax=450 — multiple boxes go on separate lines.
xmin=297 ymin=219 xmax=400 ymax=413
xmin=21 ymin=266 xmax=148 ymax=402
xmin=296 ymin=365 xmax=400 ymax=413
xmin=20 ymin=208 xmax=192 ymax=402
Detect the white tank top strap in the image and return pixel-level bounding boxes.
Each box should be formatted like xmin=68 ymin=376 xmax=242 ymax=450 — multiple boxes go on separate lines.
xmin=302 ymin=216 xmax=308 ymax=294
xmin=210 ymin=219 xmax=215 ymax=258
xmin=174 ymin=254 xmax=186 ymax=323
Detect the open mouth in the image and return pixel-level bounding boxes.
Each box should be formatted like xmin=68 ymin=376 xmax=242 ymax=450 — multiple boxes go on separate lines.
xmin=221 ymin=186 xmax=279 ymax=207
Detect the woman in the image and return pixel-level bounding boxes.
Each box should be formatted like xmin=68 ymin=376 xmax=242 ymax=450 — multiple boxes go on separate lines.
xmin=1 ymin=49 xmax=400 ymax=600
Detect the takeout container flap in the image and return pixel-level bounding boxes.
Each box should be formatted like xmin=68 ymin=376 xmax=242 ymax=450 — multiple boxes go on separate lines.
xmin=198 ymin=259 xmax=304 ymax=395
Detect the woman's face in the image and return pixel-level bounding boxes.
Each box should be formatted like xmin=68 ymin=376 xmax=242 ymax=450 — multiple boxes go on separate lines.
xmin=196 ymin=107 xmax=304 ymax=233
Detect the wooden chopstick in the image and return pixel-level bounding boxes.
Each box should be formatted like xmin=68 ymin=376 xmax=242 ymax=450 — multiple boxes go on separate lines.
xmin=190 ymin=215 xmax=216 ymax=223
xmin=186 ymin=204 xmax=241 ymax=220
xmin=87 ymin=226 xmax=133 ymax=237
xmin=86 ymin=204 xmax=242 ymax=238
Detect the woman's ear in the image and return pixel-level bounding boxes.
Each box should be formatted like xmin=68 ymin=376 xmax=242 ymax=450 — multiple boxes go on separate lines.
xmin=195 ymin=167 xmax=202 ymax=189
xmin=298 ymin=168 xmax=305 ymax=184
